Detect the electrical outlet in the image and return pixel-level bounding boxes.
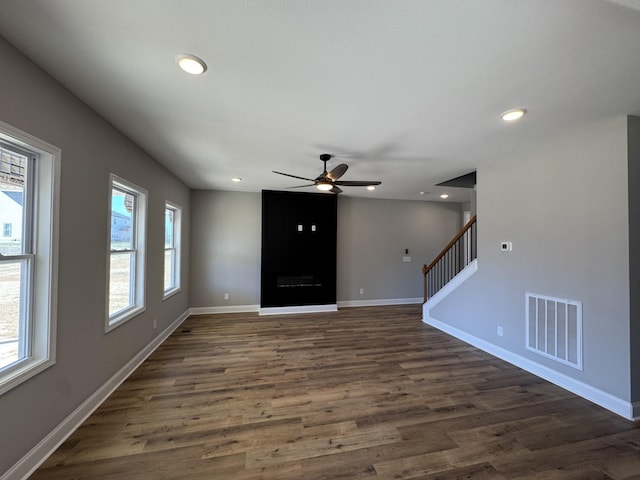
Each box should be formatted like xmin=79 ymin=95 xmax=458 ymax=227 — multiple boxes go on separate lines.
xmin=497 ymin=326 xmax=503 ymax=337
xmin=224 ymin=293 xmax=229 ymax=300
xmin=359 ymin=288 xmax=364 ymax=295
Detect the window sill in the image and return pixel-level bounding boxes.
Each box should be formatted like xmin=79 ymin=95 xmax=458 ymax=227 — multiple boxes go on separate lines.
xmin=162 ymin=287 xmax=181 ymax=301
xmin=0 ymin=355 xmax=55 ymax=396
xmin=106 ymin=305 xmax=145 ymax=333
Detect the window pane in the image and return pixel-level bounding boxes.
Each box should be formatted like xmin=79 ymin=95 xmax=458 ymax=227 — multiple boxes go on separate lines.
xmin=164 ymin=249 xmax=174 ymax=291
xmin=0 ymin=147 xmax=27 ymax=256
xmin=165 ymin=208 xmax=174 ymax=248
xmin=109 ymin=251 xmax=134 ymax=315
xmin=0 ymin=261 xmax=23 ymax=369
xmin=110 ymin=188 xmax=134 ymax=251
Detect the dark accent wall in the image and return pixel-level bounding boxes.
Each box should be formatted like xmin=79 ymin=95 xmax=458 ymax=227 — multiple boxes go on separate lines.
xmin=261 ymin=190 xmax=337 ymax=307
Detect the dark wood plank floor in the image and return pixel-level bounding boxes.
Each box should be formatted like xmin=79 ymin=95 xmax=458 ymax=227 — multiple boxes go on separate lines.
xmin=31 ymin=305 xmax=640 ymax=479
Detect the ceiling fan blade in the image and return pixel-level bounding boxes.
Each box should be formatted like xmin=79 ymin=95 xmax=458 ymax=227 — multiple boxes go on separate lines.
xmin=334 ymin=180 xmax=382 ymax=186
xmin=327 ymin=163 xmax=348 ymax=181
xmin=273 ymin=171 xmax=316 ymax=182
xmin=331 ymin=185 xmax=343 ymax=194
xmin=287 ymin=184 xmax=316 ymax=188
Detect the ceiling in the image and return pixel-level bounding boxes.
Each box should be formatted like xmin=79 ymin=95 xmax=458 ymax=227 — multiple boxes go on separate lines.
xmin=1 ymin=1 xmax=640 ymax=203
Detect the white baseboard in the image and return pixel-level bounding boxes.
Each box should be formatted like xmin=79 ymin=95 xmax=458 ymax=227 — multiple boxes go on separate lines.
xmin=189 ymin=299 xmax=423 ymax=315
xmin=259 ymin=304 xmax=338 ymax=315
xmin=2 ymin=309 xmax=190 ymax=480
xmin=422 ymin=315 xmax=638 ymax=421
xmin=421 ymin=259 xmax=637 ymax=421
xmin=189 ymin=304 xmax=260 ymax=315
xmin=337 ymin=297 xmax=422 ymax=308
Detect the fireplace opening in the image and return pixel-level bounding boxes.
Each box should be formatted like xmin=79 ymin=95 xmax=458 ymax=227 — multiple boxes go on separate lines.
xmin=277 ymin=274 xmax=322 ymax=288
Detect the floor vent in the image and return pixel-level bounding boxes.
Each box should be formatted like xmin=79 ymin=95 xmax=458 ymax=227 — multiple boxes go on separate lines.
xmin=525 ymin=293 xmax=582 ymax=370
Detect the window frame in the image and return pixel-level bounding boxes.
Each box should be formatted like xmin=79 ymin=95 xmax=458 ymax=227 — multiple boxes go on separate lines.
xmin=0 ymin=121 xmax=60 ymax=396
xmin=106 ymin=174 xmax=147 ymax=332
xmin=163 ymin=201 xmax=182 ymax=299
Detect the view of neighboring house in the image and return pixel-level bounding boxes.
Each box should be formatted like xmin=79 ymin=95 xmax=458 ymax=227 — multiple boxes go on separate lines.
xmin=110 ymin=194 xmax=132 ymax=243
xmin=0 ymin=190 xmax=22 ymax=244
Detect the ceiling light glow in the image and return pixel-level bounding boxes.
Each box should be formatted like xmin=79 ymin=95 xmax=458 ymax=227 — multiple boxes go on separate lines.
xmin=440 ymin=194 xmax=449 ymax=199
xmin=176 ymin=54 xmax=207 ymax=75
xmin=501 ymin=108 xmax=526 ymax=121
xmin=316 ymin=183 xmax=333 ymax=191
xmin=367 ymin=185 xmax=376 ymax=191
xmin=231 ymin=177 xmax=242 ymax=182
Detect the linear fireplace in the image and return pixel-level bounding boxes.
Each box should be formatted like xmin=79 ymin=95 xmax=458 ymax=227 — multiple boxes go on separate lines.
xmin=277 ymin=274 xmax=322 ymax=288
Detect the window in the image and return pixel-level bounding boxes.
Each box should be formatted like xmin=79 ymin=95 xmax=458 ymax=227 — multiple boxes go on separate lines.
xmin=107 ymin=175 xmax=147 ymax=331
xmin=0 ymin=122 xmax=59 ymax=395
xmin=163 ymin=202 xmax=181 ymax=297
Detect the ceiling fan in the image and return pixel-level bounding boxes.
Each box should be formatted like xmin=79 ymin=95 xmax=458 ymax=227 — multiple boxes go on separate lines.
xmin=273 ymin=154 xmax=382 ymax=193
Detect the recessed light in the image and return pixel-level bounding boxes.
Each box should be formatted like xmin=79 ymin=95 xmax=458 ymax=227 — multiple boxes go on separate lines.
xmin=440 ymin=194 xmax=449 ymax=199
xmin=176 ymin=54 xmax=207 ymax=75
xmin=501 ymin=108 xmax=526 ymax=121
xmin=367 ymin=185 xmax=376 ymax=191
xmin=231 ymin=177 xmax=242 ymax=182
xmin=316 ymin=183 xmax=333 ymax=191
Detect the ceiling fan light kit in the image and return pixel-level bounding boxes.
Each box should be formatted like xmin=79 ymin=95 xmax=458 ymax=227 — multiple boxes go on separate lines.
xmin=273 ymin=154 xmax=382 ymax=194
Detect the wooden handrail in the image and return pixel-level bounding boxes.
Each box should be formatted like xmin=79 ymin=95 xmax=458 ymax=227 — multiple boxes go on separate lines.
xmin=422 ymin=215 xmax=476 ymax=276
xmin=423 ymin=215 xmax=477 ymax=302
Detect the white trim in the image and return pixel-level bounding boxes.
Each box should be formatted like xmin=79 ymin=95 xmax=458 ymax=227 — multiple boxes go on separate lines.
xmin=0 ymin=123 xmax=60 ymax=396
xmin=424 ymin=259 xmax=478 ymax=311
xmin=106 ymin=174 xmax=148 ymax=332
xmin=189 ymin=304 xmax=260 ymax=315
xmin=337 ymin=297 xmax=423 ymax=308
xmin=163 ymin=201 xmax=181 ymax=298
xmin=259 ymin=304 xmax=338 ymax=315
xmin=422 ymin=314 xmax=638 ymax=421
xmin=421 ymin=258 xmax=637 ymax=420
xmin=188 ymin=299 xmax=424 ymax=316
xmin=1 ymin=309 xmax=191 ymax=480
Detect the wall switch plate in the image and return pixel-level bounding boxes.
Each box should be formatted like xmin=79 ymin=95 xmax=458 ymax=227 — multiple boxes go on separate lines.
xmin=497 ymin=326 xmax=503 ymax=336
xmin=224 ymin=293 xmax=229 ymax=300
xmin=153 ymin=318 xmax=157 ymax=329
xmin=403 ymin=256 xmax=411 ymax=262
xmin=359 ymin=288 xmax=364 ymax=295
xmin=500 ymin=241 xmax=513 ymax=252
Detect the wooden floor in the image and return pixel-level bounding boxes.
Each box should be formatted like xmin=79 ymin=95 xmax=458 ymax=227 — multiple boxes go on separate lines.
xmin=32 ymin=305 xmax=640 ymax=479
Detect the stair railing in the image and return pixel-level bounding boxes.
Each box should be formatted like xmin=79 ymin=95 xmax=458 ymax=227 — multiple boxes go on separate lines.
xmin=422 ymin=215 xmax=477 ymax=302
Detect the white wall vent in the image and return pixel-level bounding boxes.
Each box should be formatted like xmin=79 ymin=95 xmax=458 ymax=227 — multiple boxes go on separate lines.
xmin=525 ymin=293 xmax=582 ymax=370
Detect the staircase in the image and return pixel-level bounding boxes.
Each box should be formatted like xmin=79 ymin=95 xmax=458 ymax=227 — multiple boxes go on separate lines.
xmin=422 ymin=215 xmax=477 ymax=302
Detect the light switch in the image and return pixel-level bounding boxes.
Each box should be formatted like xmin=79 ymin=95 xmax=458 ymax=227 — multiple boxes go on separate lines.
xmin=403 ymin=256 xmax=411 ymax=262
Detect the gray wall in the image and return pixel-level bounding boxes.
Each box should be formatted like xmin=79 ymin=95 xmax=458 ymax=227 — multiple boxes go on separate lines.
xmin=190 ymin=190 xmax=262 ymax=307
xmin=0 ymin=36 xmax=191 ymax=474
xmin=337 ymin=196 xmax=461 ymax=302
xmin=431 ymin=116 xmax=632 ymax=401
xmin=189 ymin=191 xmax=462 ymax=308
